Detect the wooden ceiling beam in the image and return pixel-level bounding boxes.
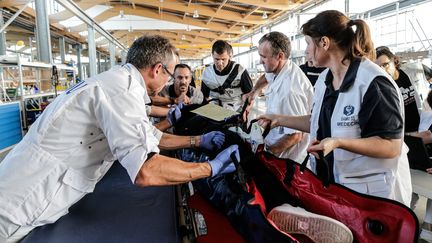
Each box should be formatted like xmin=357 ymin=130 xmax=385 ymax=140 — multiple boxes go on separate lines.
xmin=110 ymin=29 xmax=233 ymax=43
xmin=0 ymin=0 xmax=30 ymax=7
xmin=69 ymin=5 xmax=244 ymax=34
xmin=232 ymin=0 xmax=300 ymax=11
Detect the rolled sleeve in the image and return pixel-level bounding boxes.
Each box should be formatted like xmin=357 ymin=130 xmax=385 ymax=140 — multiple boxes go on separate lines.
xmin=93 ymin=84 xmax=160 ymax=182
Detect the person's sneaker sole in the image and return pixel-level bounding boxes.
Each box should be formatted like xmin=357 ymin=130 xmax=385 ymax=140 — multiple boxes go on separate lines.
xmin=268 ymin=204 xmax=353 ymax=243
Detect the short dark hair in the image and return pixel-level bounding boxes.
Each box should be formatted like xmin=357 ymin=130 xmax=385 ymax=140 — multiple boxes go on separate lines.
xmin=376 ymin=46 xmax=395 ymax=59
xmin=259 ymin=31 xmax=291 ymax=59
xmin=212 ymin=40 xmax=233 ymax=56
xmin=174 ymin=63 xmax=192 ymax=73
xmin=126 ymin=35 xmax=176 ymax=69
xmin=376 ymin=46 xmax=400 ymax=68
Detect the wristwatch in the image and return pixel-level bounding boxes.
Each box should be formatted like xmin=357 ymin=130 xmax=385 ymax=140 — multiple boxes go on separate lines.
xmin=190 ymin=136 xmax=196 ymax=148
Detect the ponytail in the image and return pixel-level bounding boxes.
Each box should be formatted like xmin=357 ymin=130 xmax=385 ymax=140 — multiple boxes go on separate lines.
xmin=302 ymin=10 xmax=375 ymax=62
xmin=349 ymin=19 xmax=375 ymax=61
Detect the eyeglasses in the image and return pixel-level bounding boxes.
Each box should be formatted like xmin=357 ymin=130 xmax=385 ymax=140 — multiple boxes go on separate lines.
xmin=161 ymin=64 xmax=176 ymax=81
xmin=380 ymin=61 xmax=391 ymax=68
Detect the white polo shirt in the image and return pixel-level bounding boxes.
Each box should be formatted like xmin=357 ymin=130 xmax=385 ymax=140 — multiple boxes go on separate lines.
xmin=264 ymin=60 xmax=314 ymax=162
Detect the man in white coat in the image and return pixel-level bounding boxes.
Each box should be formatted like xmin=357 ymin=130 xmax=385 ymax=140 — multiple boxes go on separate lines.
xmin=0 ymin=35 xmax=239 ymax=242
xmin=244 ymin=31 xmax=314 ymax=162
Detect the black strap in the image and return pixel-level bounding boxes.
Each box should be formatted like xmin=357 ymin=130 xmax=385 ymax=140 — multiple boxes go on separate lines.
xmin=299 ymin=152 xmax=331 ymax=187
xmin=211 ymin=64 xmax=241 ymax=94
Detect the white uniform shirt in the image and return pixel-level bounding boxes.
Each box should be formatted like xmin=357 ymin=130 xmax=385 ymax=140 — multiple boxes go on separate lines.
xmin=264 ymin=60 xmax=314 ymax=162
xmin=0 ymin=64 xmax=161 ymax=236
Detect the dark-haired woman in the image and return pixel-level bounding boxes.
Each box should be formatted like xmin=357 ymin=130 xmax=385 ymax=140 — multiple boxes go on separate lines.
xmin=258 ymin=10 xmax=411 ymax=206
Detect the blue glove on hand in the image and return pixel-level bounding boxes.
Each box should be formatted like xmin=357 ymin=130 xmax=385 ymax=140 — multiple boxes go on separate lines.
xmin=209 ymin=145 xmax=239 ymax=177
xmin=200 ymin=131 xmax=225 ymax=151
xmin=167 ymin=103 xmax=184 ymax=126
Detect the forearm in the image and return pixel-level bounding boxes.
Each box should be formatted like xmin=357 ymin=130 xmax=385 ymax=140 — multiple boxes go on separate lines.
xmin=151 ymin=95 xmax=172 ymax=106
xmin=277 ymin=115 xmax=311 ymax=133
xmin=135 ymin=154 xmax=211 ymax=186
xmin=154 ymin=119 xmax=172 ymax=132
xmin=159 ymin=133 xmax=201 ymax=150
xmin=267 ymin=133 xmax=303 ymax=155
xmin=336 ymin=136 xmax=401 ymax=158
xmin=251 ymin=75 xmax=268 ymax=95
xmin=150 ymin=106 xmax=170 ymax=118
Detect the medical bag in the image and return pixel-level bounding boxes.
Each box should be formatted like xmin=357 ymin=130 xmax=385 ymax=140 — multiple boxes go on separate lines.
xmin=174 ymin=103 xmax=419 ymax=243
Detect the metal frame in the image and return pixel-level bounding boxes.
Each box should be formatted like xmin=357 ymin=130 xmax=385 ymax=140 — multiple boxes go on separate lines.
xmin=55 ymin=0 xmax=126 ymax=51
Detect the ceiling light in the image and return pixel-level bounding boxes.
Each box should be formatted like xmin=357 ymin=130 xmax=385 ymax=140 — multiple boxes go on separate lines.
xmin=186 ymin=25 xmax=191 ymax=31
xmin=241 ymin=25 xmax=246 ymax=32
xmin=128 ymin=25 xmax=133 ymax=32
xmin=262 ymin=12 xmax=268 ymax=19
xmin=159 ymin=0 xmax=164 ymax=2
xmin=193 ymin=10 xmax=199 ymax=18
xmin=181 ymin=35 xmax=186 ymax=40
xmin=120 ymin=10 xmax=125 ymax=18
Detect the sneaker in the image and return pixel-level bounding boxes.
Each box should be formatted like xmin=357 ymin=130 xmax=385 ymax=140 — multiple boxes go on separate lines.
xmin=268 ymin=204 xmax=353 ymax=243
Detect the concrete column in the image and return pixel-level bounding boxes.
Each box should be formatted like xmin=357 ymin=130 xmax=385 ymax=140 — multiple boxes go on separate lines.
xmin=97 ymin=51 xmax=101 ymax=74
xmin=121 ymin=50 xmax=127 ymax=64
xmin=345 ymin=0 xmax=349 ymax=16
xmin=0 ymin=9 xmax=6 ymax=55
xmin=76 ymin=44 xmax=83 ymax=80
xmin=109 ymin=42 xmax=116 ymax=68
xmin=87 ymin=24 xmax=97 ymax=77
xmin=395 ymin=2 xmax=399 ymax=49
xmin=35 ymin=0 xmax=52 ymax=63
xmin=59 ymin=37 xmax=66 ymax=63
xmin=104 ymin=55 xmax=108 ymax=72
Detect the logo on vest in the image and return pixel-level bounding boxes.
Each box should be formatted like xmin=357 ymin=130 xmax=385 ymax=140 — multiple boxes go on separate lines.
xmin=337 ymin=105 xmax=358 ymax=127
xmin=343 ymin=105 xmax=354 ymax=116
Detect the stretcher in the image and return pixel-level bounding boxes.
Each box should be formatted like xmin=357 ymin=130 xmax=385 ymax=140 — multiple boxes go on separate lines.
xmin=173 ymin=103 xmax=420 ymax=243
xmin=22 ymin=162 xmax=179 ymax=243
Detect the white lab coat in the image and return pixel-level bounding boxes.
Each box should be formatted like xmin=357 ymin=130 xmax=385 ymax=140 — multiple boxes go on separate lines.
xmin=310 ymin=59 xmax=412 ymax=206
xmin=0 ymin=64 xmax=161 ymax=239
xmin=264 ymin=60 xmax=314 ymax=162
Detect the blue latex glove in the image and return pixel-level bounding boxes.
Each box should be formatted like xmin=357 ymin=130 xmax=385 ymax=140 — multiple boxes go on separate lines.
xmin=209 ymin=145 xmax=239 ymax=177
xmin=200 ymin=131 xmax=225 ymax=150
xmin=167 ymin=103 xmax=184 ymax=126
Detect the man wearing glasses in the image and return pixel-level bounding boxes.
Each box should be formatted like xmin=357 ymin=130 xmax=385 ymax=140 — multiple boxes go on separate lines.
xmin=243 ymin=31 xmax=314 ymax=162
xmin=201 ymin=40 xmax=253 ymax=111
xmin=0 ymin=35 xmax=238 ymax=242
xmin=375 ymin=46 xmax=422 ymax=133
